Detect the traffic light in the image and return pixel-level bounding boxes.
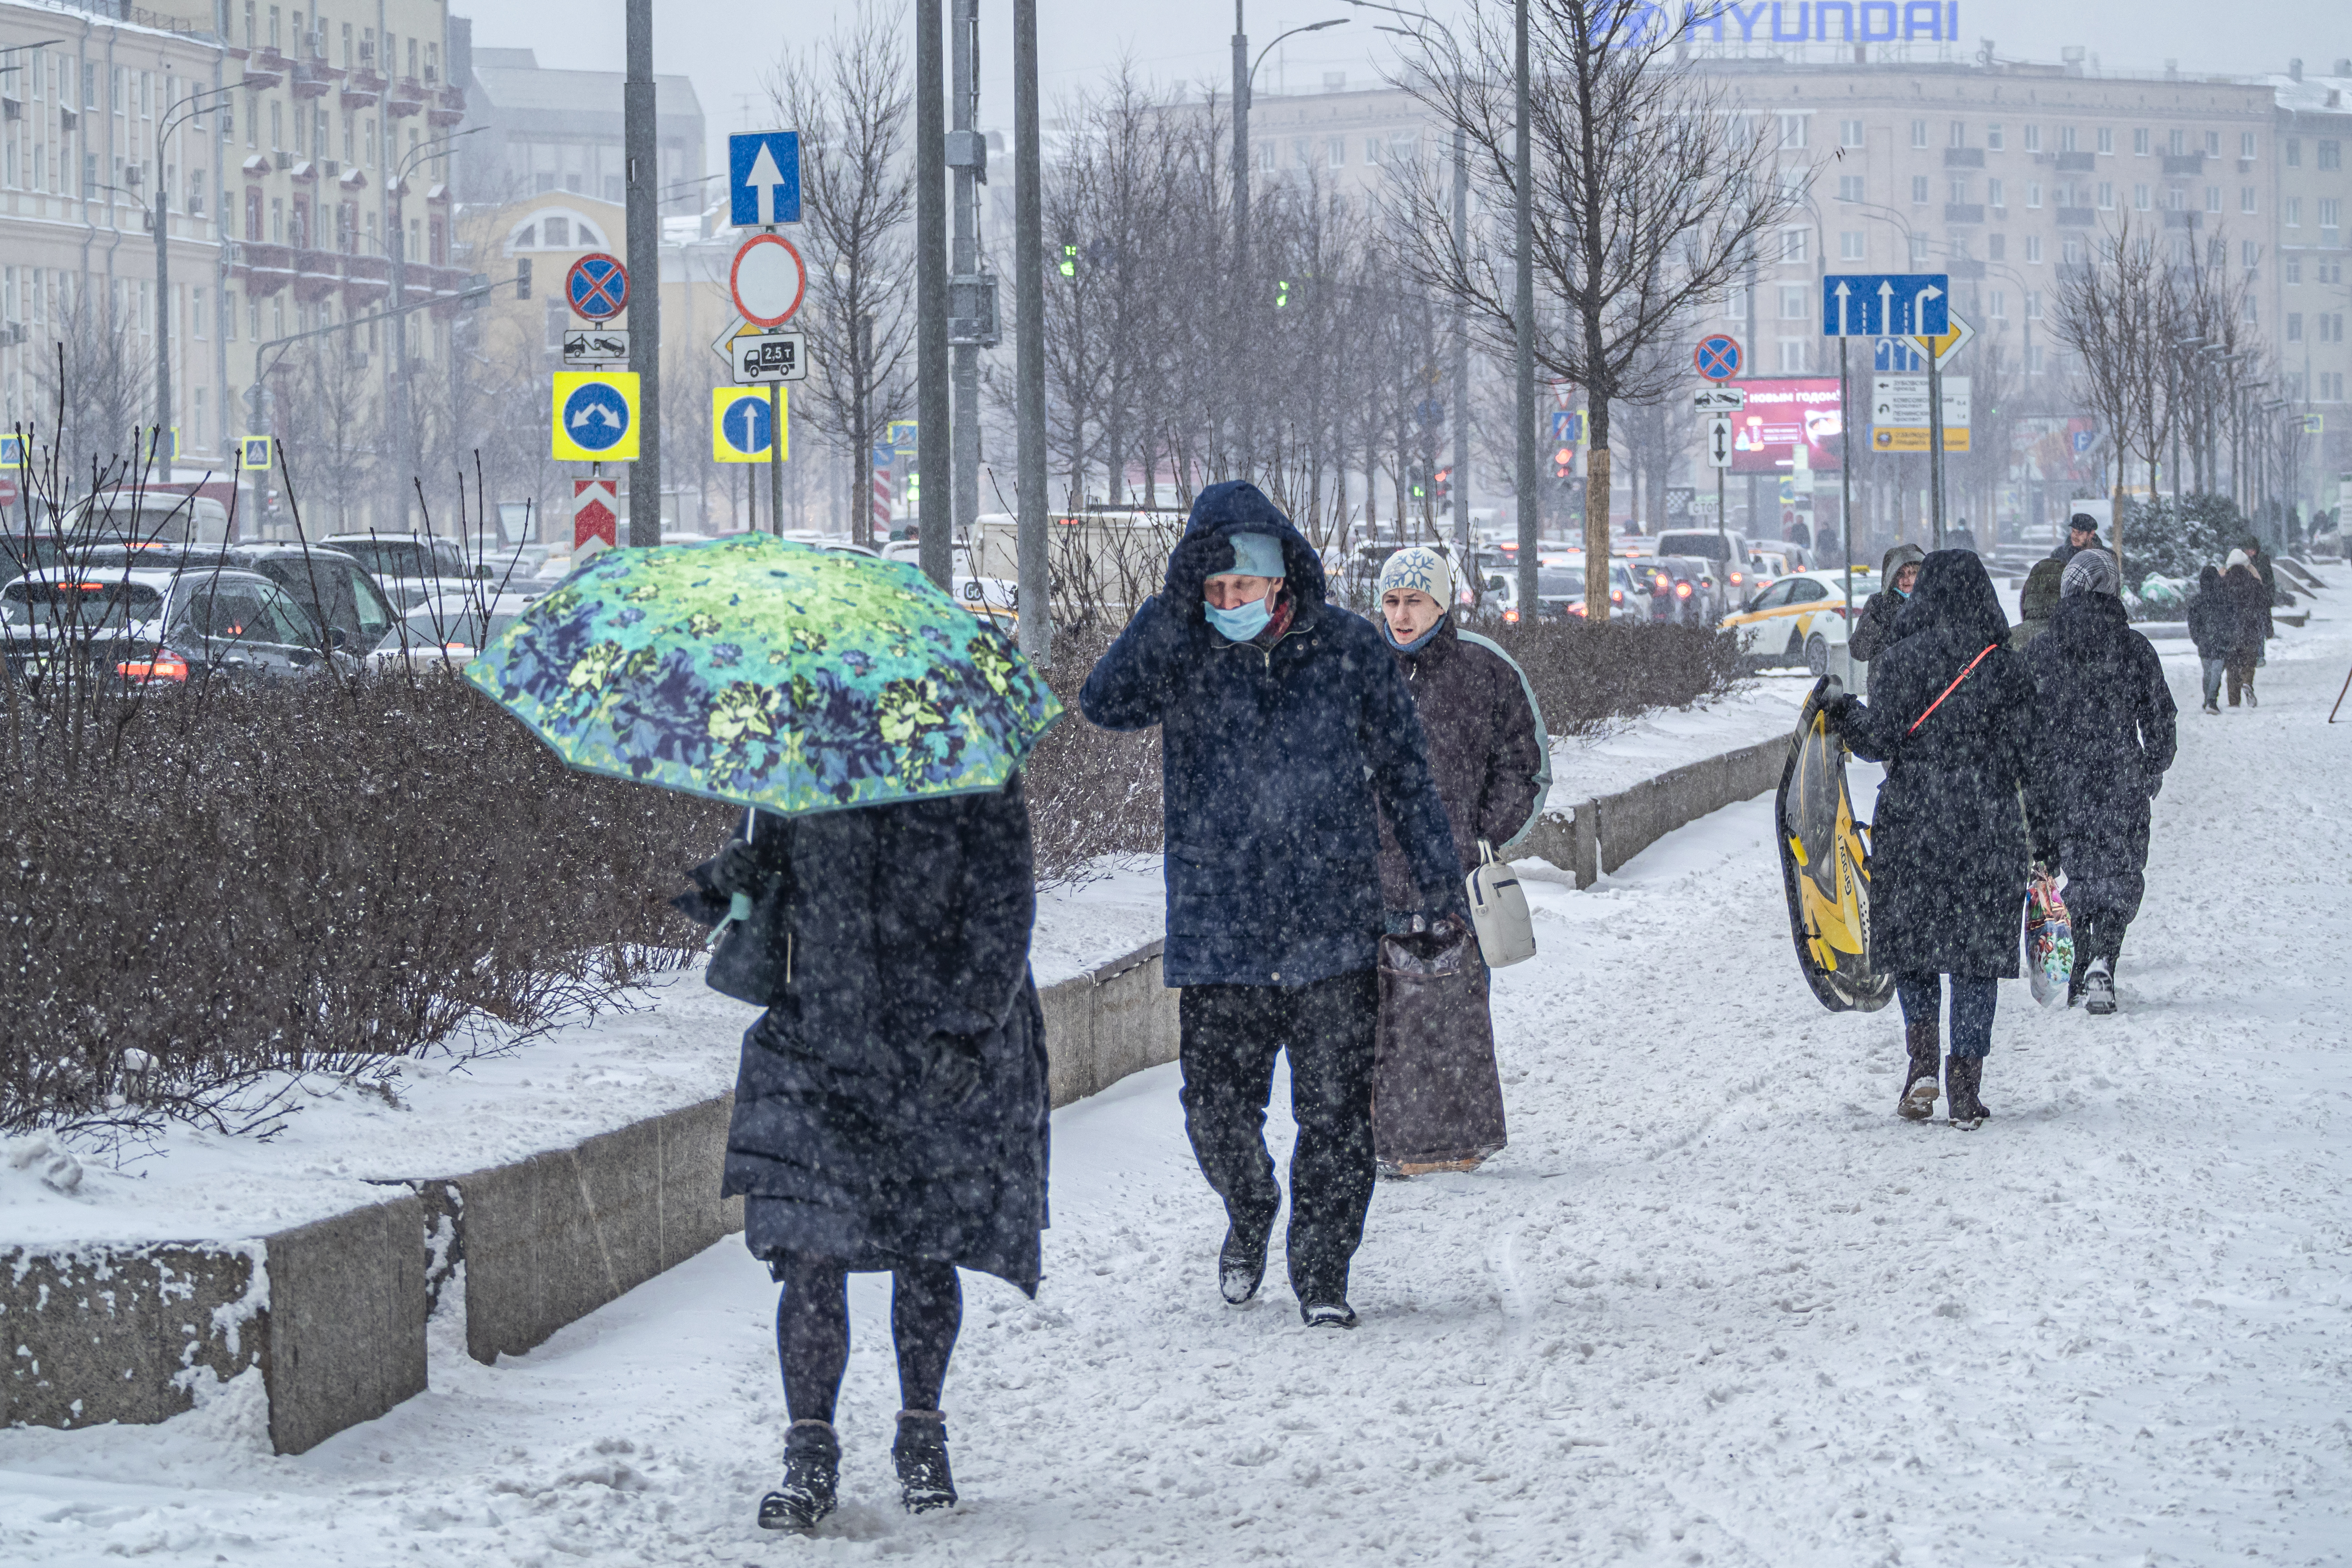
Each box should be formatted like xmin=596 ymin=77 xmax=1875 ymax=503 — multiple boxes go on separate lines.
xmin=1274 ymin=279 xmax=1293 ymax=308
xmin=1553 ymin=445 xmax=1575 ymax=479
xmin=1432 ymin=466 xmax=1452 ymax=511
xmin=1059 ymin=243 xmax=1077 ymax=279
xmin=516 ymin=258 xmax=532 ymax=300
xmin=905 ymin=470 xmax=921 ymax=508
xmin=1407 ymin=461 xmax=1431 ymax=504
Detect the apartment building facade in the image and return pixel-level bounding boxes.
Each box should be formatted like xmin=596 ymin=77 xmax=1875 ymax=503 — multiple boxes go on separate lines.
xmin=451 ymin=34 xmax=704 ymax=215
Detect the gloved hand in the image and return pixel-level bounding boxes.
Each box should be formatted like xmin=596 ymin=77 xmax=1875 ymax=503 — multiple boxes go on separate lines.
xmin=916 ymin=1031 xmax=985 ymax=1110
xmin=1164 ymin=531 xmax=1240 ymax=611
xmin=1820 ymin=692 xmax=1859 ymax=730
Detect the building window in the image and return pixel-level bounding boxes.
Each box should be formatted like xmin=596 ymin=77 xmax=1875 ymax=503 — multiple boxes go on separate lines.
xmin=2134 ymin=183 xmax=2151 ymax=211
xmin=2321 ymin=140 xmax=2342 ymax=171
xmin=1950 ymin=178 xmax=1969 ymax=204
xmin=1291 ymin=138 xmax=1309 ymax=169
xmin=1779 ymin=114 xmax=1807 ymax=149
xmin=1989 ymin=290 xmax=2006 ymax=319
xmin=1909 ymin=233 xmax=1930 ymax=265
xmin=1949 ymin=119 xmax=1966 ymax=148
xmin=2097 ymin=127 xmax=2113 ymax=155
xmin=1988 ymin=178 xmax=2004 ymax=208
xmin=2060 ymin=126 xmax=2077 ymax=153
xmin=1782 ymin=228 xmax=1808 ymax=263
xmin=1986 ymin=123 xmax=2004 ymax=152
xmin=193 ymin=386 xmax=206 ymax=451
xmin=1837 ymin=174 xmax=1864 ymax=203
xmin=2286 ymin=196 xmax=2303 ymax=227
xmin=1779 ymin=284 xmax=1808 ymax=318
xmin=2167 ymin=186 xmax=2185 ymax=211
xmin=1839 ymin=230 xmax=1866 ymax=260
xmin=2204 ymin=186 xmax=2219 ymax=214
xmin=269 ymin=195 xmax=282 ymax=242
xmin=2027 ymin=181 xmax=2042 ymax=209
xmin=2024 ymin=289 xmax=2041 ymax=319
xmin=2241 ymin=186 xmax=2257 ymax=215
xmin=2063 ymin=237 xmax=2083 ymax=265
xmin=2285 ymin=138 xmax=2301 ymax=168
xmin=2323 ymin=198 xmax=2342 ymax=230
xmin=2288 ymin=313 xmax=2303 ymax=342
xmin=2240 ymin=132 xmax=2257 ymax=161
xmin=2169 ymin=129 xmax=2185 ymax=156
xmin=1840 ymin=118 xmax=1863 ymax=148
xmin=2325 ymin=372 xmax=2345 ymax=402
xmin=2098 ymin=181 xmax=2114 ymax=210
xmin=2133 ymin=128 xmax=2150 ymax=157
xmin=2030 ymin=345 xmax=2045 ymax=376
xmin=2285 ymin=257 xmax=2301 ymax=284
xmin=2024 ymin=125 xmax=2042 ymax=153
xmin=2203 ymin=131 xmax=2220 ymax=157
xmin=1778 ymin=340 xmax=1808 ymax=372
xmin=1911 ymin=175 xmax=1929 ymax=204
xmin=1910 ymin=119 xmax=1927 ymax=149
xmin=1364 ymin=137 xmax=1381 ymax=166
xmin=1327 ymin=138 xmax=1343 ymax=169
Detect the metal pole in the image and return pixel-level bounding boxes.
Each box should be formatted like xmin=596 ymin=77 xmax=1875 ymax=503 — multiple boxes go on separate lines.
xmin=1014 ymin=0 xmax=1053 ymax=667
xmin=915 ymin=0 xmax=952 ymax=590
xmin=1838 ymin=336 xmax=1854 ymax=628
xmin=154 ymin=188 xmax=170 ymax=456
xmin=1451 ymin=120 xmax=1470 ymax=570
xmin=390 ymin=189 xmax=408 ymax=520
xmin=1232 ymin=1 xmax=1250 ymax=478
xmin=768 ymin=384 xmax=783 ymax=534
xmin=950 ymin=0 xmax=980 ymax=558
xmin=1512 ymin=0 xmax=1538 ymax=620
xmin=1927 ymin=345 xmax=1945 ymax=549
xmin=624 ymin=0 xmax=662 ymax=548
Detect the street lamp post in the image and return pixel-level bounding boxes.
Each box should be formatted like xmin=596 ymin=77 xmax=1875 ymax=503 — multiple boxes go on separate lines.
xmin=1512 ymin=0 xmax=1536 ymax=621
xmin=389 ymin=127 xmax=484 ymax=531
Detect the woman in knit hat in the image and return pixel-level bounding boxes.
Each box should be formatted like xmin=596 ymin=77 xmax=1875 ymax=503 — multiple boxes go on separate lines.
xmin=1369 ymin=546 xmax=1550 ymax=1176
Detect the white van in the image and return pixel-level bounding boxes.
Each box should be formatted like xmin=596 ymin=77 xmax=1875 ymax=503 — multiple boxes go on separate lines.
xmin=61 ymin=490 xmax=232 ymax=549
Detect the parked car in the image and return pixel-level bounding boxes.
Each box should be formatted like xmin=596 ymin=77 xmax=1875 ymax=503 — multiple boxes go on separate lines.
xmin=320 ymin=533 xmax=495 ymax=610
xmin=85 ymin=541 xmax=399 ymax=657
xmin=369 ymin=592 xmax=540 ymax=670
xmin=1655 ymin=528 xmax=1754 ymax=609
xmin=4 ymin=565 xmax=340 ymax=688
xmin=1720 ymin=568 xmax=1869 ymax=674
xmin=1632 ymin=556 xmax=1718 ymax=624
xmin=1470 ymin=567 xmax=1585 ymax=625
xmin=59 ymin=489 xmax=234 ymax=551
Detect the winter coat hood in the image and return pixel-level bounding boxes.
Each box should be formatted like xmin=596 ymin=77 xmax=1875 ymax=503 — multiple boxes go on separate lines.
xmin=2198 ymin=564 xmax=2222 ymax=594
xmin=1166 ymin=481 xmax=1328 ymax=610
xmin=2047 ymin=580 xmax=2133 ymax=653
xmin=1893 ymin=549 xmax=2009 ymax=648
xmin=1880 ymin=542 xmax=1926 ymax=586
xmin=2019 ymin=559 xmax=2067 ymax=624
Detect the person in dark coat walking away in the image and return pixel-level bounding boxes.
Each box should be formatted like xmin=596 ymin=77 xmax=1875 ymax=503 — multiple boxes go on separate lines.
xmin=2220 ymin=549 xmax=2268 ymax=707
xmin=2009 ymin=558 xmax=2066 ymax=652
xmin=1367 ymin=546 xmax=1548 ymax=1177
xmin=2185 ymin=564 xmax=2230 ymax=715
xmin=2049 ymin=513 xmax=2102 ymax=568
xmin=2241 ymin=539 xmax=2280 ymax=666
xmin=1081 ymin=483 xmax=1462 ymax=1330
xmin=1848 ymin=542 xmax=1926 ymax=698
xmin=1826 ymin=550 xmax=2049 ymax=1128
xmin=2029 ymin=549 xmax=2177 ymax=1014
xmin=683 ymin=778 xmax=1051 ymax=1530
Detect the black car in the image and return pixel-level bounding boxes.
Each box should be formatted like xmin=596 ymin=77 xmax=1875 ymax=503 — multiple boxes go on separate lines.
xmin=4 ymin=564 xmax=343 ymax=688
xmin=83 ymin=541 xmax=399 ymax=656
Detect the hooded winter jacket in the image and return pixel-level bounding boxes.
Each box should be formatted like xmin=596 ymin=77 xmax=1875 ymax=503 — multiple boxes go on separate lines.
xmin=2184 ymin=565 xmax=2230 ymax=660
xmin=706 ymin=777 xmax=1052 ymax=1293
xmin=2029 ymin=590 xmax=2176 ymax=904
xmin=1849 ymin=543 xmax=1926 ymax=697
xmin=1080 ymin=481 xmax=1462 ymax=988
xmin=2009 ymin=558 xmax=2066 ymax=652
xmin=1832 ymin=550 xmax=2048 ymax=977
xmin=1373 ymin=617 xmax=1548 ymax=911
xmin=2220 ymin=564 xmax=2270 ymax=656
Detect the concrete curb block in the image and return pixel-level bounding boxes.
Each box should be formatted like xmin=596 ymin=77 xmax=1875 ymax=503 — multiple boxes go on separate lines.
xmin=5 ymin=728 xmax=1791 ymax=1452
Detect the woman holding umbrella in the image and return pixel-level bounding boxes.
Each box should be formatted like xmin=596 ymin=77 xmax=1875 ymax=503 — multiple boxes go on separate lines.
xmin=1823 ymin=550 xmax=2050 ymax=1128
xmin=464 ymin=536 xmax=1062 ymax=1531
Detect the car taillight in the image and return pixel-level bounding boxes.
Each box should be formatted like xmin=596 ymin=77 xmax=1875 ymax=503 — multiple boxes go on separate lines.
xmin=1503 ymin=608 xmax=1519 ymax=623
xmin=1676 ymin=582 xmax=1692 ymax=598
xmin=1610 ymin=589 xmax=1623 ymax=604
xmin=116 ymin=649 xmax=190 ymax=685
xmin=1729 ymin=571 xmax=1744 ymax=585
xmin=1569 ymin=602 xmax=1588 ymax=617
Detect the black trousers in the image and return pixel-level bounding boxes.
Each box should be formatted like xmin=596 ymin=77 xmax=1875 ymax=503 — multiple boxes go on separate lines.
xmin=1179 ymin=969 xmax=1379 ymax=1306
xmin=774 ymin=1255 xmax=961 ymax=1424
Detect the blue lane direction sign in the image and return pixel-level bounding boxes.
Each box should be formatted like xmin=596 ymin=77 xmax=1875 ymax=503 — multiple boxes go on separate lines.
xmin=1693 ymin=333 xmax=1742 ymax=381
xmin=729 ymin=131 xmax=802 ymax=227
xmin=566 ymin=253 xmax=630 ymax=322
xmin=712 ymin=387 xmax=783 ymax=464
xmin=1872 ymin=336 xmax=1926 ymax=373
xmin=1822 ymin=274 xmax=1949 ymax=338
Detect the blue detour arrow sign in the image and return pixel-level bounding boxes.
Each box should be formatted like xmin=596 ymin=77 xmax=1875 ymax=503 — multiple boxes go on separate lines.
xmin=551 ymin=372 xmax=639 ymax=462
xmin=1822 ymin=274 xmax=1949 ymax=338
xmin=729 ymin=131 xmax=802 ymax=227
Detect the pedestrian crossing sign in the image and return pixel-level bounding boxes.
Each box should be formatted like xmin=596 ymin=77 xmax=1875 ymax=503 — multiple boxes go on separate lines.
xmin=0 ymin=433 xmax=25 ymax=469
xmin=712 ymin=386 xmax=787 ymax=464
xmin=239 ymin=436 xmax=274 ymax=470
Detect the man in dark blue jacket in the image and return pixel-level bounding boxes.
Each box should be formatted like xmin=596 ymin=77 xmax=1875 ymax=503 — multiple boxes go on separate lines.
xmin=1081 ymin=481 xmax=1462 ymax=1329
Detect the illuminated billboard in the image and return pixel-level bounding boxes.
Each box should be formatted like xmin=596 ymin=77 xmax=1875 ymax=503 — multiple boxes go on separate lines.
xmin=1728 ymin=378 xmax=1844 ymax=475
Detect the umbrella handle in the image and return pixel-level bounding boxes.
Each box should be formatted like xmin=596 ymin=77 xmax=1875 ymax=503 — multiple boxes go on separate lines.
xmin=706 ymin=891 xmax=755 ymax=951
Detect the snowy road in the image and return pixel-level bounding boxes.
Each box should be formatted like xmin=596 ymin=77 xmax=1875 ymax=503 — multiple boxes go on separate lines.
xmin=6 ymin=598 xmax=2350 ymax=1566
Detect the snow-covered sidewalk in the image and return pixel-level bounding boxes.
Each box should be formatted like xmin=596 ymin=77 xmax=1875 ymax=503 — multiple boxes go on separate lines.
xmin=5 ymin=606 xmax=2348 ymax=1565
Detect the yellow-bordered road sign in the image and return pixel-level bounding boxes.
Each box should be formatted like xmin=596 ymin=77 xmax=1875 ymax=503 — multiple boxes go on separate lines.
xmin=239 ymin=436 xmax=274 ymax=470
xmin=0 ymin=433 xmax=27 ymax=469
xmin=712 ymin=386 xmax=788 ymax=464
xmin=551 ymin=371 xmax=640 ymax=463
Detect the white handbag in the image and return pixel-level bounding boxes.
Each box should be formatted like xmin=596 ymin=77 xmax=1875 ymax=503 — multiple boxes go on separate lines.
xmin=1464 ymin=838 xmax=1537 ymax=968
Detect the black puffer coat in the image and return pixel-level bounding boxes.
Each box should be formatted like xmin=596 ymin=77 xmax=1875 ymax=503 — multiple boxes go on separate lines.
xmin=712 ymin=778 xmax=1051 ymax=1293
xmin=2029 ymin=590 xmax=2176 ymax=905
xmin=1832 ymin=551 xmax=2048 ymax=978
xmin=2220 ymin=565 xmax=2270 ymax=656
xmin=2184 ymin=566 xmax=2230 ymax=659
xmin=1374 ymin=618 xmax=1548 ymax=910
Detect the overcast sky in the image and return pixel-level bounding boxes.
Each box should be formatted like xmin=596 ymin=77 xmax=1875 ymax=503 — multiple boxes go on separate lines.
xmin=467 ymin=0 xmax=2343 ymax=179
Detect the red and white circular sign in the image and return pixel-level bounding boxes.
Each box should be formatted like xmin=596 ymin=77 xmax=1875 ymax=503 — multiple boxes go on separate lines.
xmin=730 ymin=234 xmax=807 ymax=328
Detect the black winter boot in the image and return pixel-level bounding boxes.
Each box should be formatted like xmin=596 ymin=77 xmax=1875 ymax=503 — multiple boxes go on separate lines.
xmin=893 ymin=1409 xmax=957 ymax=1514
xmin=758 ymin=1419 xmax=840 ymax=1531
xmin=1946 ymin=1056 xmax=1990 ymax=1130
xmin=1898 ymin=1017 xmax=1941 ymax=1121
xmin=1218 ymin=1215 xmax=1272 ymax=1305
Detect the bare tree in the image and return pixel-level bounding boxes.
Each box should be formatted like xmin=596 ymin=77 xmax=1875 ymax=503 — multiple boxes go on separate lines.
xmin=32 ymin=282 xmax=149 ymax=500
xmin=2050 ymin=215 xmax=2163 ymax=573
xmin=765 ymin=7 xmax=916 ymax=546
xmin=1394 ymin=0 xmax=1790 ymax=617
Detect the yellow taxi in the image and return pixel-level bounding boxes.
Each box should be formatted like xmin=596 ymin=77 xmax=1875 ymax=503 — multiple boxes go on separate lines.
xmin=1722 ymin=567 xmax=1874 ymax=674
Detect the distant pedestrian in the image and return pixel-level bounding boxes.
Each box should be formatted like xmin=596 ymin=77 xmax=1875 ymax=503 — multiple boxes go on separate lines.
xmin=685 ymin=782 xmax=1052 ymax=1530
xmin=2029 ymin=549 xmax=2177 ymax=1014
xmin=1826 ymin=550 xmax=2050 ymax=1128
xmin=2220 ymin=549 xmax=2268 ymax=708
xmin=2009 ymin=558 xmax=2067 ymax=652
xmin=2049 ymin=513 xmax=2102 ymax=568
xmin=1081 ymin=482 xmax=1463 ymax=1330
xmin=2185 ymin=564 xmax=2230 ymax=715
xmin=1368 ymin=546 xmax=1548 ymax=1178
xmin=2242 ymin=539 xmax=2280 ymax=664
xmin=1848 ymin=542 xmax=1926 ymax=698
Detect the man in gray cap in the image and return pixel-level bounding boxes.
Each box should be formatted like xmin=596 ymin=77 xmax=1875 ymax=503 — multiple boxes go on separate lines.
xmin=2049 ymin=513 xmax=2101 ymax=569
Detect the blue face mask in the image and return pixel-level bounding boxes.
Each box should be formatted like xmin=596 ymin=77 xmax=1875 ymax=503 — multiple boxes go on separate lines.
xmin=1205 ymin=594 xmax=1274 ymax=642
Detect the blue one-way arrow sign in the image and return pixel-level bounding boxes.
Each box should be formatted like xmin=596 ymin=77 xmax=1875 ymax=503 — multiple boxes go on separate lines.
xmin=1822 ymin=273 xmax=1950 ymax=338
xmin=729 ymin=131 xmax=802 ymax=227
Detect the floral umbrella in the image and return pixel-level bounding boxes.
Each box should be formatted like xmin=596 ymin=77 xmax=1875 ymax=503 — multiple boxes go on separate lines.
xmin=464 ymin=534 xmax=1061 ymax=816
